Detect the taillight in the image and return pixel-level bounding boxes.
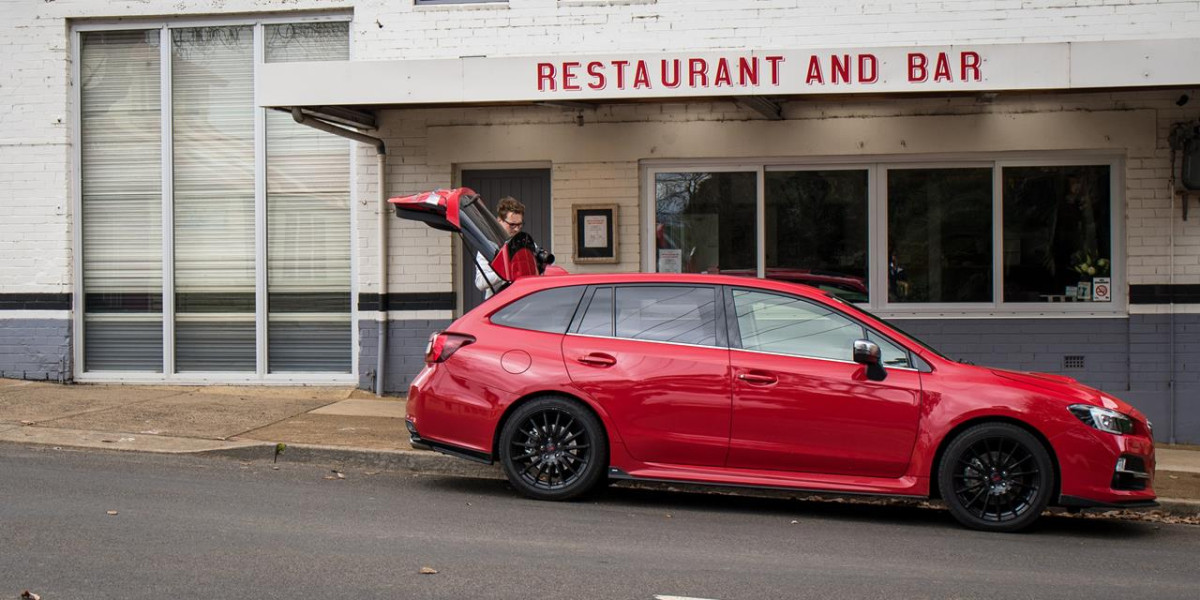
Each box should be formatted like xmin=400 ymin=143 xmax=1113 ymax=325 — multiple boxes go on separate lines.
xmin=424 ymin=331 xmax=476 ymax=363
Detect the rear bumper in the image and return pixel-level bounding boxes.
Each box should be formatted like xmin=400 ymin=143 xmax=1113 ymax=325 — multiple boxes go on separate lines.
xmin=407 ymin=418 xmax=494 ymax=465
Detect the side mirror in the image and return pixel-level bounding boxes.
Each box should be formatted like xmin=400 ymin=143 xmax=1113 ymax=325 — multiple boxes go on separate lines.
xmin=853 ymin=339 xmax=887 ymax=381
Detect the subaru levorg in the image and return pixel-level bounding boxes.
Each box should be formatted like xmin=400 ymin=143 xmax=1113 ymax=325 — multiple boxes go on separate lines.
xmin=391 ymin=188 xmax=1156 ymax=532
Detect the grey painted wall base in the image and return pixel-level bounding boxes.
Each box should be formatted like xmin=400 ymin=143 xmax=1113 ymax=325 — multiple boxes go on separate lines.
xmin=359 ymin=315 xmax=1199 ymax=444
xmin=893 ymin=315 xmax=1198 ymax=444
xmin=0 ymin=318 xmax=72 ymax=382
xmin=358 ymin=318 xmax=453 ymax=394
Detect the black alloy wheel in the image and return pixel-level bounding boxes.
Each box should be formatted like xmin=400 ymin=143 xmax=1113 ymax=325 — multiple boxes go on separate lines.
xmin=938 ymin=423 xmax=1054 ymax=532
xmin=498 ymin=396 xmax=608 ymax=501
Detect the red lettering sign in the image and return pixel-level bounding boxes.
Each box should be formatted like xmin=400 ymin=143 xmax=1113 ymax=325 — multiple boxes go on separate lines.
xmin=537 ymin=63 xmax=556 ymax=91
xmin=961 ymin=51 xmax=981 ymax=82
xmin=689 ymin=58 xmax=708 ymax=87
xmin=587 ymin=61 xmax=606 ymax=90
xmin=562 ymin=62 xmax=581 ymax=91
xmin=806 ymin=55 xmax=824 ymax=84
xmin=908 ymin=53 xmax=928 ymax=82
xmin=738 ymin=57 xmax=758 ymax=86
xmin=859 ymin=54 xmax=878 ymax=84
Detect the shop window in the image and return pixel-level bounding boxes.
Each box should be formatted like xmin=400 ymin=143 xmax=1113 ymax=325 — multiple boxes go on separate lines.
xmin=654 ymin=171 xmax=756 ymax=276
xmin=615 ymin=286 xmax=718 ymax=346
xmin=1002 ymin=165 xmax=1112 ymax=303
xmin=648 ymin=159 xmax=1116 ymax=313
xmin=765 ymin=169 xmax=869 ymax=303
xmin=77 ymin=19 xmax=351 ymax=376
xmin=887 ymin=168 xmax=993 ymax=304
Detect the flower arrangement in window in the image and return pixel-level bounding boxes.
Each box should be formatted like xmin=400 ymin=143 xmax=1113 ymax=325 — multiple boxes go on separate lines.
xmin=1071 ymin=251 xmax=1110 ymax=278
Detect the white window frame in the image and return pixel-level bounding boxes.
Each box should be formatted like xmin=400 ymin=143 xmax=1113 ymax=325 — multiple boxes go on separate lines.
xmin=71 ymin=14 xmax=358 ymax=384
xmin=642 ymin=152 xmax=1126 ymax=319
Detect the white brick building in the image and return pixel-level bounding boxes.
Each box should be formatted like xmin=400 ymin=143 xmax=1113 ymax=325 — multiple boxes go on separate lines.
xmin=2 ymin=0 xmax=1200 ymax=442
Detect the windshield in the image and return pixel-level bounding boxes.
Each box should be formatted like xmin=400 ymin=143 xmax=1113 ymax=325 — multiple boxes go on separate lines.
xmin=460 ymin=195 xmax=509 ymax=259
xmin=829 ymin=296 xmax=948 ymax=360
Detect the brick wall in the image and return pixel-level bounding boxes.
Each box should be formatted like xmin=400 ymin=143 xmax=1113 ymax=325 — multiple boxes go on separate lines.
xmin=358 ymin=318 xmax=452 ymax=392
xmin=0 ymin=319 xmax=71 ymax=382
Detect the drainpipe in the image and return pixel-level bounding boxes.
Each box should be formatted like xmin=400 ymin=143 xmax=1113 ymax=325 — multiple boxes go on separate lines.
xmin=291 ymin=109 xmax=389 ymax=396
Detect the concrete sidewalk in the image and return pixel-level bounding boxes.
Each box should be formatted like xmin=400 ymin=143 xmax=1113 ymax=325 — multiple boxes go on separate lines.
xmin=2 ymin=377 xmax=1198 ymax=510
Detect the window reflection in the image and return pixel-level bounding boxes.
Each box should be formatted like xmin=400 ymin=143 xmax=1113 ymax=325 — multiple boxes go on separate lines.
xmin=887 ymin=168 xmax=993 ymax=303
xmin=655 ymin=172 xmax=756 ymax=275
xmin=1003 ymin=166 xmax=1111 ymax=302
xmin=765 ymin=170 xmax=869 ymax=302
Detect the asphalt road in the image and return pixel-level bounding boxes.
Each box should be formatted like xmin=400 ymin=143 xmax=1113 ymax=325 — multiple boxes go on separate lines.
xmin=1 ymin=445 xmax=1198 ymax=600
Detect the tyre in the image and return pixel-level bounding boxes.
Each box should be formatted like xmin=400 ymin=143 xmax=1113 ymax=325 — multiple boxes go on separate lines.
xmin=498 ymin=396 xmax=608 ymax=501
xmin=937 ymin=422 xmax=1055 ymax=532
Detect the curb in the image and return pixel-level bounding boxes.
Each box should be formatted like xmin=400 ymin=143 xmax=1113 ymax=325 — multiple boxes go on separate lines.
xmin=202 ymin=442 xmax=502 ymax=480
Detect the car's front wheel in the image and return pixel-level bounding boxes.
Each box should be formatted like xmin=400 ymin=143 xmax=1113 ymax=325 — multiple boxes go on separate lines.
xmin=498 ymin=396 xmax=608 ymax=501
xmin=938 ymin=422 xmax=1055 ymax=532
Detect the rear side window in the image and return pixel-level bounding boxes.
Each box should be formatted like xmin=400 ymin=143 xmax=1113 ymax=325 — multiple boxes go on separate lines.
xmin=615 ymin=286 xmax=718 ymax=346
xmin=491 ymin=286 xmax=585 ymax=334
xmin=577 ymin=287 xmax=614 ymax=337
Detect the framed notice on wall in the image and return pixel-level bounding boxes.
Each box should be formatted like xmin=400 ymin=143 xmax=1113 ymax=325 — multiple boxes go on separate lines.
xmin=572 ymin=204 xmax=619 ymax=264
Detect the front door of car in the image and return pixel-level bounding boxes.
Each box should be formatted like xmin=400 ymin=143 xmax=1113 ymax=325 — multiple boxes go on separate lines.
xmin=562 ymin=285 xmax=732 ymax=467
xmin=725 ymin=288 xmax=922 ymax=478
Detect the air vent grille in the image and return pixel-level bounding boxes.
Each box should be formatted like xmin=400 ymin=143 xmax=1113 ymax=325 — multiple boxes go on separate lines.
xmin=1063 ymin=355 xmax=1085 ymax=369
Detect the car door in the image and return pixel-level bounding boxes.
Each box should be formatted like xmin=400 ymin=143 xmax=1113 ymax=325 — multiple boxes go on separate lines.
xmin=562 ymin=285 xmax=732 ymax=467
xmin=725 ymin=287 xmax=922 ymax=478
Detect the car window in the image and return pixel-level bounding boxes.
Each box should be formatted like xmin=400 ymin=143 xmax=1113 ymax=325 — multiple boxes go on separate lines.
xmin=866 ymin=330 xmax=912 ymax=368
xmin=615 ymin=286 xmax=718 ymax=346
xmin=491 ymin=286 xmax=585 ymax=334
xmin=732 ymin=289 xmax=862 ymax=361
xmin=577 ymin=286 xmax=613 ymax=337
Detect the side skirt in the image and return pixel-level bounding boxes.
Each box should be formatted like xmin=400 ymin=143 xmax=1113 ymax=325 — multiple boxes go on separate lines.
xmin=608 ymin=466 xmax=928 ymax=500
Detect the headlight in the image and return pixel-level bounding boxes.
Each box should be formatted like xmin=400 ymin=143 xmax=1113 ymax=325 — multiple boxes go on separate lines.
xmin=1069 ymin=404 xmax=1134 ymax=435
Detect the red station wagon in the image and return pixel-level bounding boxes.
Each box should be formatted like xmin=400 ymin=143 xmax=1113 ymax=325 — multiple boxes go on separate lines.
xmin=391 ymin=188 xmax=1157 ymax=532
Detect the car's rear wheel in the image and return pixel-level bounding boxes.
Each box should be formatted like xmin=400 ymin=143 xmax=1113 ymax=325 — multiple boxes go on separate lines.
xmin=499 ymin=396 xmax=608 ymax=501
xmin=938 ymin=422 xmax=1054 ymax=532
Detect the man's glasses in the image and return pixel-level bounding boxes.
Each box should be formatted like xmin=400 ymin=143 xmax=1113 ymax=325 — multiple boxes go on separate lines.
xmin=503 ymin=219 xmax=524 ymax=230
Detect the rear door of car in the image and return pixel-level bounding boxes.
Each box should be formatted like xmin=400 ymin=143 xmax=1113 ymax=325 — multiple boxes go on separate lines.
xmin=562 ymin=284 xmax=732 ymax=467
xmin=725 ymin=287 xmax=922 ymax=478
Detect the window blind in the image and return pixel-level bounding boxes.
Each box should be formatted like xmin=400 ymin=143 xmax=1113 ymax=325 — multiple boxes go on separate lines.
xmin=171 ymin=26 xmax=256 ymax=372
xmin=80 ymin=30 xmax=164 ymax=372
xmin=265 ymin=23 xmax=352 ymax=372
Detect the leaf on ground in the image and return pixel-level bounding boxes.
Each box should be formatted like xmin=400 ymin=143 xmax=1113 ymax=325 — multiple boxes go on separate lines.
xmin=419 ymin=567 xmax=438 ymax=575
xmin=106 ymin=510 xmax=118 ymax=516
xmin=21 ymin=591 xmax=41 ymax=600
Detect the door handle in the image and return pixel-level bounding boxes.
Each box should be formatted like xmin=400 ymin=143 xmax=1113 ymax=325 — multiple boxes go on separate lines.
xmin=577 ymin=353 xmax=617 ymax=367
xmin=738 ymin=372 xmax=778 ymax=385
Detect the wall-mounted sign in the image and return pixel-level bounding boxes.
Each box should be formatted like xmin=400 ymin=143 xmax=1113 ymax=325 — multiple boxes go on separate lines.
xmin=259 ymin=39 xmax=1200 ymax=108
xmin=1093 ymin=277 xmax=1111 ymax=302
xmin=573 ymin=204 xmax=618 ymax=264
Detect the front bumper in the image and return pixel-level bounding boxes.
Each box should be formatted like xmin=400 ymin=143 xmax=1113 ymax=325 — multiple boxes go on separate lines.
xmin=1051 ymin=427 xmax=1156 ymax=506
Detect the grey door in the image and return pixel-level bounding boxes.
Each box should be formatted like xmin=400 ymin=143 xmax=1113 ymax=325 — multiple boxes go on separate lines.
xmin=460 ymin=168 xmax=552 ymax=313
